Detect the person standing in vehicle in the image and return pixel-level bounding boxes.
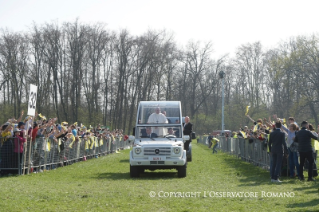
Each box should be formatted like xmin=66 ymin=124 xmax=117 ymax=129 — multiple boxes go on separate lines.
xmin=147 ymin=107 xmax=167 ymax=136
xmin=183 ymin=116 xmax=193 ymax=150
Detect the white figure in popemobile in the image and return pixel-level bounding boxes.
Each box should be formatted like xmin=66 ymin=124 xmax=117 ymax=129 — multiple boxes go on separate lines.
xmin=147 ymin=107 xmax=168 ymax=136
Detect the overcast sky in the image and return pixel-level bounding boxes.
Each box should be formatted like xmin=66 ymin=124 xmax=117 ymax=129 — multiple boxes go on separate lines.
xmin=1 ymin=0 xmax=319 ymax=57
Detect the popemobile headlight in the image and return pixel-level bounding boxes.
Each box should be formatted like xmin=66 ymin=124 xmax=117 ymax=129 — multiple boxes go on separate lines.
xmin=135 ymin=147 xmax=142 ymax=154
xmin=173 ymin=147 xmax=180 ymax=154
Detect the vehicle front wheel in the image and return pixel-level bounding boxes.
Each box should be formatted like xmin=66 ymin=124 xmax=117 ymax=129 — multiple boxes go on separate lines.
xmin=177 ymin=163 xmax=187 ymax=178
xmin=139 ymin=168 xmax=145 ymax=174
xmin=130 ymin=165 xmax=139 ymax=178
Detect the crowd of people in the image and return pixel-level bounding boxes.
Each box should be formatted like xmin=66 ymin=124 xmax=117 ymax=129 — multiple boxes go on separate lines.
xmin=0 ymin=110 xmax=126 ymax=175
xmin=212 ymin=114 xmax=319 ymax=183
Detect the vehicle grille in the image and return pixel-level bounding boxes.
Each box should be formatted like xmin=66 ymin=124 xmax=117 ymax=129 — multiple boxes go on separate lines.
xmin=144 ymin=147 xmax=171 ymax=155
xmin=150 ymin=161 xmax=165 ymax=165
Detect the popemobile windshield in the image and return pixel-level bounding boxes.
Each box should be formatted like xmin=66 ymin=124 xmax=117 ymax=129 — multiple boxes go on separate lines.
xmin=129 ymin=101 xmax=189 ymax=178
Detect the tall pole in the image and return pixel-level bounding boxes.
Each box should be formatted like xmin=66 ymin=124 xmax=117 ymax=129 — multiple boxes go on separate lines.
xmin=221 ymin=76 xmax=225 ymax=135
xmin=219 ymin=71 xmax=225 ymax=135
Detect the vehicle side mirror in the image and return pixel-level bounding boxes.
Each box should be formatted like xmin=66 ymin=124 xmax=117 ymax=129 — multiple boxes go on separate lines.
xmin=129 ymin=135 xmax=135 ymax=142
xmin=183 ymin=135 xmax=190 ymax=141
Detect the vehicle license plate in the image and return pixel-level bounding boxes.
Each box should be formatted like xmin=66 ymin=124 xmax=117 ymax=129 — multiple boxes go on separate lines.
xmin=150 ymin=156 xmax=165 ymax=161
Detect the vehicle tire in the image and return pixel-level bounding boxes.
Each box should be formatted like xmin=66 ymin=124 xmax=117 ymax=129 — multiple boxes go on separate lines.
xmin=187 ymin=149 xmax=192 ymax=162
xmin=139 ymin=168 xmax=145 ymax=174
xmin=130 ymin=165 xmax=139 ymax=178
xmin=177 ymin=163 xmax=187 ymax=178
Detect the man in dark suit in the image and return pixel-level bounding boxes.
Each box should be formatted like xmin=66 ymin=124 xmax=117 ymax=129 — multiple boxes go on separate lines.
xmin=141 ymin=127 xmax=157 ymax=138
xmin=183 ymin=116 xmax=193 ymax=150
xmin=295 ymin=121 xmax=318 ymax=181
xmin=269 ymin=121 xmax=288 ymax=183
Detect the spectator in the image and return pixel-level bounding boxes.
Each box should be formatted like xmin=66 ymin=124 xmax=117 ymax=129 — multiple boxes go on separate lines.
xmin=288 ymin=117 xmax=299 ymax=128
xmin=17 ymin=122 xmax=26 ymax=138
xmin=208 ymin=133 xmax=213 ymax=148
xmin=13 ymin=128 xmax=26 ymax=174
xmin=212 ymin=138 xmax=219 ymax=154
xmin=31 ymin=122 xmax=39 ymax=142
xmin=281 ymin=123 xmax=299 ymax=178
xmin=246 ymin=115 xmax=263 ymax=132
xmin=1 ymin=123 xmax=14 ymax=175
xmin=1 ymin=123 xmax=12 ymax=141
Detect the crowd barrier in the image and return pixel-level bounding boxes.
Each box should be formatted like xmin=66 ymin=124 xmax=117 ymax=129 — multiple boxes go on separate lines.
xmin=0 ymin=136 xmax=132 ymax=176
xmin=197 ymin=135 xmax=271 ymax=171
xmin=197 ymin=135 xmax=318 ymax=175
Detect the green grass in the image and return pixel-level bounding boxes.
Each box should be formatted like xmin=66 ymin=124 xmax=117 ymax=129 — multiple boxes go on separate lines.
xmin=0 ymin=144 xmax=318 ymax=212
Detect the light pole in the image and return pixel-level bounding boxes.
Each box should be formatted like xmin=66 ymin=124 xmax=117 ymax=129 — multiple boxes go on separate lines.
xmin=219 ymin=70 xmax=225 ymax=135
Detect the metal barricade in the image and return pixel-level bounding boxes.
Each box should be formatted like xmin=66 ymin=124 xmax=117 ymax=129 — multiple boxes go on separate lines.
xmin=198 ymin=136 xmax=209 ymax=146
xmin=216 ymin=136 xmax=271 ymax=172
xmin=0 ymin=135 xmax=132 ymax=176
xmin=0 ymin=137 xmax=23 ymax=175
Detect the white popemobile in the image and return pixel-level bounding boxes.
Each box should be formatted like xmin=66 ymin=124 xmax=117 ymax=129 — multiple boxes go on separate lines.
xmin=129 ymin=101 xmax=189 ymax=178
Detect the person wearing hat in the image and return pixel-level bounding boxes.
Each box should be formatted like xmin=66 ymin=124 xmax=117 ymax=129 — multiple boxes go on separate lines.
xmin=13 ymin=128 xmax=26 ymax=173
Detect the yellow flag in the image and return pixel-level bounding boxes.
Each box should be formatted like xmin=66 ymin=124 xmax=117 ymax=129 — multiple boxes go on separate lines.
xmin=38 ymin=113 xmax=46 ymax=120
xmin=253 ymin=123 xmax=261 ymax=132
xmin=90 ymin=136 xmax=95 ymax=149
xmin=47 ymin=140 xmax=51 ymax=151
xmin=240 ymin=131 xmax=247 ymax=138
xmin=95 ymin=137 xmax=99 ymax=147
xmin=85 ymin=138 xmax=90 ymax=150
xmin=68 ymin=135 xmax=75 ymax=148
xmin=245 ymin=106 xmax=250 ymax=115
xmin=99 ymin=138 xmax=103 ymax=146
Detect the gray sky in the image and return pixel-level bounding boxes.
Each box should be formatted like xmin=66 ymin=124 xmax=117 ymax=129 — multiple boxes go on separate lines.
xmin=1 ymin=0 xmax=319 ymax=57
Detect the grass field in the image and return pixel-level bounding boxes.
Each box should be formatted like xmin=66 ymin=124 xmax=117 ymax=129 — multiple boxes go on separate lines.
xmin=0 ymin=143 xmax=318 ymax=212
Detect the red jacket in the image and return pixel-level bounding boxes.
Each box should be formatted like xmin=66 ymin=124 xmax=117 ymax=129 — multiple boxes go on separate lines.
xmin=31 ymin=127 xmax=39 ymax=141
xmin=14 ymin=135 xmax=26 ymax=153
